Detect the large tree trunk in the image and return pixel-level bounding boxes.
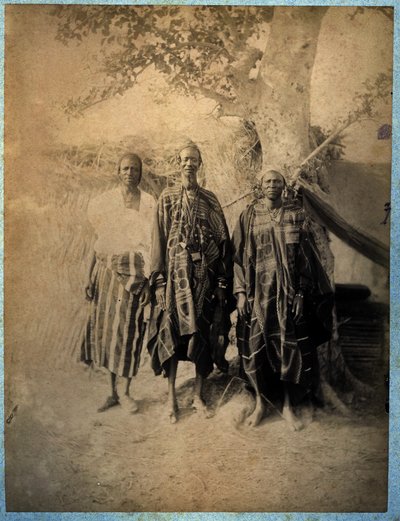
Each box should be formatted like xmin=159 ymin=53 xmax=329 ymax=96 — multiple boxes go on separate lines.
xmin=254 ymin=6 xmax=328 ymax=167
xmin=248 ymin=6 xmax=370 ymax=404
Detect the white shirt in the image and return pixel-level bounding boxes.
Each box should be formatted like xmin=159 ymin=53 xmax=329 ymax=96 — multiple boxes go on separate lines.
xmin=88 ymin=187 xmax=155 ymax=274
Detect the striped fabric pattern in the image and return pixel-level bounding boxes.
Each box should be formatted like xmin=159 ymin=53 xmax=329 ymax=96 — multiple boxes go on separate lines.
xmin=233 ymin=201 xmax=333 ymax=397
xmin=148 ymin=185 xmax=232 ymax=378
xmin=96 ymin=252 xmax=146 ymax=294
xmin=81 ymin=253 xmax=146 ymax=378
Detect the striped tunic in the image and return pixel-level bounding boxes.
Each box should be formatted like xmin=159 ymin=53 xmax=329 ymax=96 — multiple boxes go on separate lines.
xmin=81 ymin=188 xmax=155 ymax=378
xmin=147 ymin=185 xmax=232 ymax=378
xmin=232 ymin=200 xmax=333 ymax=400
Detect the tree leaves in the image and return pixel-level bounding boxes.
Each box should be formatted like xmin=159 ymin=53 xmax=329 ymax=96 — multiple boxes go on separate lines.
xmin=351 ymin=71 xmax=392 ymax=121
xmin=349 ymin=6 xmax=393 ymax=22
xmin=52 ymin=5 xmax=273 ymax=115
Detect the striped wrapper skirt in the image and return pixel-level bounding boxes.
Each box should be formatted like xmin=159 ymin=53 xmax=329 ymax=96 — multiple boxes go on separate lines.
xmin=81 ymin=253 xmax=147 ymax=378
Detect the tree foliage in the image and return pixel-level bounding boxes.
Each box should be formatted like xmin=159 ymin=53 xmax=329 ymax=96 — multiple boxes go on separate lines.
xmin=53 ymin=5 xmax=392 ymax=177
xmin=348 ymin=6 xmax=393 ymax=21
xmin=53 ymin=5 xmax=273 ymax=116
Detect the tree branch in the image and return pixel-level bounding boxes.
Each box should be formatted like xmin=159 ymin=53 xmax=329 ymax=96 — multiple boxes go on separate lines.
xmin=171 ymin=40 xmax=227 ymax=53
xmin=220 ymin=6 xmax=241 ymax=47
xmin=193 ymin=84 xmax=245 ymax=117
xmin=222 ymin=111 xmax=383 ymax=209
xmin=241 ymin=7 xmax=252 ymax=42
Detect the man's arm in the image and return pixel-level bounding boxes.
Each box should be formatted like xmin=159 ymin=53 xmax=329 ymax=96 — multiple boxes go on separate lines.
xmin=211 ymin=196 xmax=233 ymax=306
xmin=150 ymin=194 xmax=168 ymax=310
xmin=296 ymin=215 xmax=319 ymax=295
xmin=232 ymin=210 xmax=250 ymax=317
xmin=84 ymin=250 xmax=97 ymax=301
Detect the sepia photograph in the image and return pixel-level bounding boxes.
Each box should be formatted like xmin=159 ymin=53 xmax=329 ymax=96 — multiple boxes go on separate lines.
xmin=4 ymin=3 xmax=393 ymax=513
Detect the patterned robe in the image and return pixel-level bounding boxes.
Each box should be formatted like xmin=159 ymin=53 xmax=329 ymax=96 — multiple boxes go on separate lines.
xmin=232 ymin=199 xmax=333 ymax=400
xmin=147 ymin=185 xmax=232 ymax=377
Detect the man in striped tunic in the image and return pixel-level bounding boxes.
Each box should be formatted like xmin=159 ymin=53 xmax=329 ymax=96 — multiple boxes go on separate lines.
xmin=232 ymin=168 xmax=333 ymax=429
xmin=81 ymin=153 xmax=155 ymax=413
xmin=148 ymin=143 xmax=232 ymax=423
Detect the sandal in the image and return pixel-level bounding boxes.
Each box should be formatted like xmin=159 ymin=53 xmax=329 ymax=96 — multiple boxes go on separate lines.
xmin=119 ymin=395 xmax=139 ymax=414
xmin=97 ymin=395 xmax=119 ymax=413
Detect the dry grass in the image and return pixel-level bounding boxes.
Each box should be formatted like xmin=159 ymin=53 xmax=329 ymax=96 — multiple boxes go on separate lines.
xmin=9 ymin=123 xmax=370 ymax=395
xmin=6 ymin=123 xmax=370 ymax=411
xmin=6 ymin=125 xmax=259 ymax=392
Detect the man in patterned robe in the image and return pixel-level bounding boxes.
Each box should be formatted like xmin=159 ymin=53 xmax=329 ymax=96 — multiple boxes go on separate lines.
xmin=233 ymin=168 xmax=333 ymax=429
xmin=148 ymin=143 xmax=232 ymax=423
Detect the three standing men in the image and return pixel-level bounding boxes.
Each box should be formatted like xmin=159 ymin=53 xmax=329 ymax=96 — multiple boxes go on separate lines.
xmin=85 ymin=148 xmax=333 ymax=429
xmin=147 ymin=143 xmax=232 ymax=423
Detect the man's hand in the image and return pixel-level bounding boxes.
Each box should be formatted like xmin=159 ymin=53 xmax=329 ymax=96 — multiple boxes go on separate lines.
xmin=236 ymin=292 xmax=250 ymax=318
xmin=139 ymin=281 xmax=151 ymax=307
xmin=292 ymin=293 xmax=304 ymax=323
xmin=155 ymin=285 xmax=166 ymax=311
xmin=214 ymin=287 xmax=227 ymax=307
xmin=85 ymin=280 xmax=95 ymax=301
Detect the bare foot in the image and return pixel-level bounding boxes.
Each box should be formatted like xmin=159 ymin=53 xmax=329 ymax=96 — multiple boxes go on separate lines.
xmin=214 ymin=354 xmax=229 ymax=374
xmin=246 ymin=401 xmax=266 ymax=427
xmin=192 ymin=396 xmax=212 ymax=418
xmin=119 ymin=395 xmax=139 ymax=414
xmin=282 ymin=404 xmax=304 ymax=431
xmin=301 ymin=402 xmax=314 ymax=427
xmin=167 ymin=399 xmax=179 ymax=424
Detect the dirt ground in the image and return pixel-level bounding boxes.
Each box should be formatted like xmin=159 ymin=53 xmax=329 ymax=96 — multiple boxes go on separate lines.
xmin=5 ymin=345 xmax=388 ymax=513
